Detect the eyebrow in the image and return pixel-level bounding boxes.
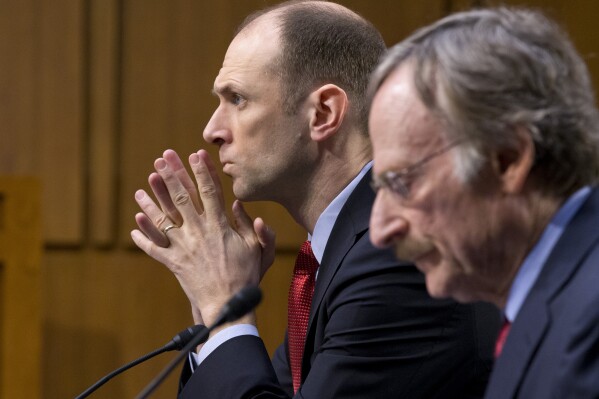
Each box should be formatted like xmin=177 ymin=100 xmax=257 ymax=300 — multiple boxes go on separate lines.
xmin=212 ymin=84 xmax=237 ymax=98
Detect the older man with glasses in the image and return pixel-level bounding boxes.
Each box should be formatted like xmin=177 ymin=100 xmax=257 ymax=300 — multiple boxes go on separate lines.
xmin=368 ymin=7 xmax=599 ymax=399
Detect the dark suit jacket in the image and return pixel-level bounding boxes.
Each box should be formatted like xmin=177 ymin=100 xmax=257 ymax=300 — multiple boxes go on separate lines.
xmin=179 ymin=172 xmax=501 ymax=399
xmin=485 ymin=187 xmax=599 ymax=399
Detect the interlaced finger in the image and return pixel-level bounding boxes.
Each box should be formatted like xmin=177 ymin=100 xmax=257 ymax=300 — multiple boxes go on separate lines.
xmin=189 ymin=151 xmax=228 ymax=225
xmin=134 ymin=189 xmax=173 ymax=247
xmin=194 ymin=149 xmax=225 ymax=210
xmin=154 ymin=158 xmax=202 ymax=224
xmin=164 ymin=149 xmax=204 ymax=213
xmin=149 ymin=173 xmax=184 ymax=227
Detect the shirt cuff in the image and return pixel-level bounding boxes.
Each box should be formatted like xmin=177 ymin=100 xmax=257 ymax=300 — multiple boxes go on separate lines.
xmin=190 ymin=324 xmax=259 ymax=368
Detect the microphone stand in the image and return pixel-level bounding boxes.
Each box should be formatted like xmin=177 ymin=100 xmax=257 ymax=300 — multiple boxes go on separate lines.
xmin=135 ymin=285 xmax=262 ymax=399
xmin=135 ymin=317 xmax=216 ymax=399
xmin=75 ymin=346 xmax=169 ymax=399
xmin=74 ymin=324 xmax=207 ymax=399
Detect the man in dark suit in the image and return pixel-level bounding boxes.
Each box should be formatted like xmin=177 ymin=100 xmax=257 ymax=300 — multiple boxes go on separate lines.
xmin=368 ymin=7 xmax=599 ymax=399
xmin=131 ymin=1 xmax=499 ymax=397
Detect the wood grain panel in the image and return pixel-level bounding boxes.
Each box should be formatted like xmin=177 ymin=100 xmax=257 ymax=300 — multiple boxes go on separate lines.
xmin=119 ymin=0 xmax=172 ymax=247
xmin=0 ymin=0 xmax=39 ymax=175
xmin=0 ymin=177 xmax=42 ymax=399
xmin=88 ymin=0 xmax=121 ymax=246
xmin=0 ymin=0 xmax=85 ymax=245
xmin=38 ymin=0 xmax=85 ymax=245
xmin=42 ymin=250 xmax=193 ymax=399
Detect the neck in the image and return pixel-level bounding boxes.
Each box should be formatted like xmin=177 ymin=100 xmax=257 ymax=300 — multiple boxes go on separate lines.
xmin=487 ymin=191 xmax=564 ymax=309
xmin=283 ymin=144 xmax=371 ymax=233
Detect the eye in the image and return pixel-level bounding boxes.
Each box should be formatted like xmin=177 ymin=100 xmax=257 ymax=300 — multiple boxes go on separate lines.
xmin=386 ymin=171 xmax=411 ymax=198
xmin=230 ymin=93 xmax=246 ymax=106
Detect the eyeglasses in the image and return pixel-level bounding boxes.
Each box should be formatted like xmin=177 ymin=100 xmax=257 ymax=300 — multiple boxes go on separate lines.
xmin=370 ymin=140 xmax=463 ymax=199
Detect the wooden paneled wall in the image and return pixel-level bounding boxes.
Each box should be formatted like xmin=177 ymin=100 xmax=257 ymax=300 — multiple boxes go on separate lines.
xmin=1 ymin=1 xmax=598 ymax=398
xmin=0 ymin=178 xmax=42 ymax=399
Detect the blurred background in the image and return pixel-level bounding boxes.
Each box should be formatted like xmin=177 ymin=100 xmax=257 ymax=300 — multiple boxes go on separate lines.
xmin=1 ymin=0 xmax=597 ymax=397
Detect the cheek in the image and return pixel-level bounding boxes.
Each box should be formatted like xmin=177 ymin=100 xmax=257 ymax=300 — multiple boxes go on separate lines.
xmin=420 ymin=199 xmax=476 ymax=266
xmin=417 ymin=194 xmax=462 ymax=240
xmin=236 ymin=103 xmax=274 ymax=133
xmin=438 ymin=202 xmax=494 ymax=274
xmin=233 ymin=115 xmax=277 ymax=159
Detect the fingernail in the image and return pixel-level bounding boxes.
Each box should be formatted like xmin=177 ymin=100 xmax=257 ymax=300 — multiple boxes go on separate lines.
xmin=190 ymin=153 xmax=200 ymax=165
xmin=135 ymin=190 xmax=145 ymax=200
xmin=155 ymin=158 xmax=167 ymax=170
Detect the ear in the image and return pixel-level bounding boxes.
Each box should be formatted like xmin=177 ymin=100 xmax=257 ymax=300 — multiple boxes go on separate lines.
xmin=492 ymin=126 xmax=536 ymax=194
xmin=307 ymin=84 xmax=348 ymax=142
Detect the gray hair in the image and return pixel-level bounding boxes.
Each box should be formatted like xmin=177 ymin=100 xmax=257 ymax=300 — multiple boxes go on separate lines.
xmin=369 ymin=7 xmax=599 ymax=197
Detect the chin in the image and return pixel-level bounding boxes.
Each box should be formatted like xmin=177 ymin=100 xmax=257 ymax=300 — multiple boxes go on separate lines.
xmin=424 ymin=267 xmax=461 ymax=301
xmin=231 ymin=179 xmax=248 ymax=198
xmin=232 ymin=190 xmax=253 ymax=202
xmin=232 ymin=183 xmax=264 ymax=202
xmin=425 ymin=281 xmax=453 ymax=300
xmin=426 ymin=272 xmax=481 ymax=304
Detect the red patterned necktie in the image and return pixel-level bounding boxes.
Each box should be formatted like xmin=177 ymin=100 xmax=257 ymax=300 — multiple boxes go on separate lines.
xmin=494 ymin=318 xmax=512 ymax=358
xmin=288 ymin=240 xmax=319 ymax=393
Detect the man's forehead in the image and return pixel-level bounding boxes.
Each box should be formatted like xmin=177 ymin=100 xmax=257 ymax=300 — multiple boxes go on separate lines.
xmin=374 ymin=65 xmax=417 ymax=111
xmin=212 ymin=18 xmax=281 ymax=93
xmin=370 ymin=68 xmax=449 ymax=174
xmin=373 ymin=67 xmax=439 ymax=142
xmin=230 ymin=11 xmax=281 ymax=57
xmin=222 ymin=17 xmax=280 ymax=66
xmin=223 ymin=32 xmax=279 ymax=69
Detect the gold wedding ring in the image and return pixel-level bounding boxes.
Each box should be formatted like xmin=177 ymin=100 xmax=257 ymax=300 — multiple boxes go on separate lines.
xmin=162 ymin=224 xmax=179 ymax=234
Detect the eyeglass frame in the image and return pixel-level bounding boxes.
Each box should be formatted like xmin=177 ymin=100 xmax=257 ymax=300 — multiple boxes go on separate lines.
xmin=370 ymin=139 xmax=464 ymax=199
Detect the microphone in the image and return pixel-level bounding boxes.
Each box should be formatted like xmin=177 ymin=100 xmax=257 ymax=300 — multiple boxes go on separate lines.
xmin=165 ymin=324 xmax=207 ymax=351
xmin=74 ymin=324 xmax=208 ymax=399
xmin=135 ymin=285 xmax=262 ymax=399
xmin=213 ymin=284 xmax=264 ymax=325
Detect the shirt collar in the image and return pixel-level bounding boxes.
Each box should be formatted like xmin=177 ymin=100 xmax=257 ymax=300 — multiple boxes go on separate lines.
xmin=309 ymin=161 xmax=373 ymax=263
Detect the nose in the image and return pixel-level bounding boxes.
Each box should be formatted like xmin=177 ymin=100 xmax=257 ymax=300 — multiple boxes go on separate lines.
xmin=203 ymin=106 xmax=232 ymax=146
xmin=369 ymin=190 xmax=408 ymax=248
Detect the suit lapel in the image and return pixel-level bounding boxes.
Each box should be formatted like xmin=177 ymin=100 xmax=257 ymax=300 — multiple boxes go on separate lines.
xmin=303 ymin=171 xmax=373 ymax=358
xmin=487 ymin=187 xmax=599 ymax=398
xmin=489 ymin=293 xmax=549 ymax=398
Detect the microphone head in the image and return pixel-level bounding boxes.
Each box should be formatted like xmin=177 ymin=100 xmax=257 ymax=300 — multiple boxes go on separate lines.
xmin=167 ymin=324 xmax=207 ymax=351
xmin=223 ymin=285 xmax=263 ymax=323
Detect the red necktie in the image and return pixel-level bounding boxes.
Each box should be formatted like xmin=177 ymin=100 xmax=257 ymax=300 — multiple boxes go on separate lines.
xmin=288 ymin=240 xmax=319 ymax=393
xmin=494 ymin=319 xmax=512 ymax=358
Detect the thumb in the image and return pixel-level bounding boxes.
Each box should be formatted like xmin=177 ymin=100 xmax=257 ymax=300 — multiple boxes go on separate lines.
xmin=232 ymin=200 xmax=255 ymax=237
xmin=254 ymin=217 xmax=276 ymax=279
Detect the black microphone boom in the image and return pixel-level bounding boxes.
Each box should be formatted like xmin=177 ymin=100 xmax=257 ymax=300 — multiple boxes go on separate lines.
xmin=135 ymin=285 xmax=263 ymax=399
xmin=74 ymin=324 xmax=207 ymax=399
xmin=214 ymin=284 xmax=264 ymax=324
xmin=165 ymin=324 xmax=207 ymax=351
